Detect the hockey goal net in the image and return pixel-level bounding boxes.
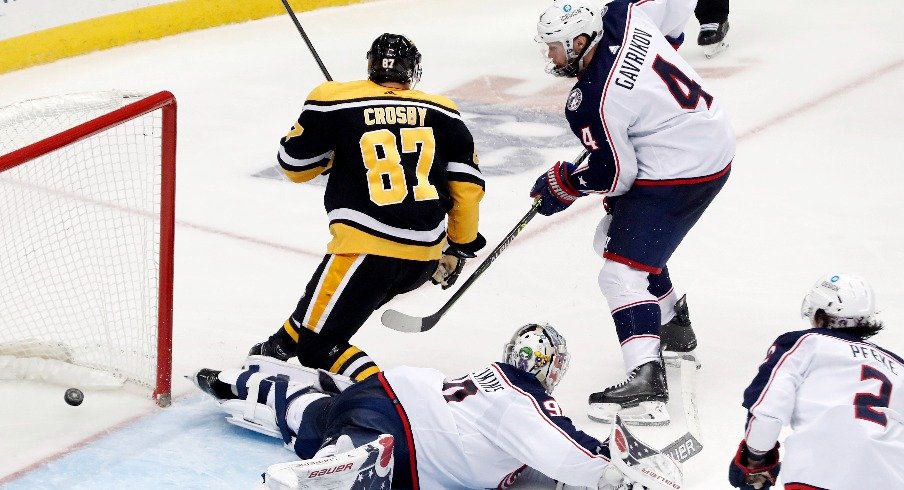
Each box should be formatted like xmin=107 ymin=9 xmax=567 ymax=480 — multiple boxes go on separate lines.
xmin=0 ymin=91 xmax=175 ymax=406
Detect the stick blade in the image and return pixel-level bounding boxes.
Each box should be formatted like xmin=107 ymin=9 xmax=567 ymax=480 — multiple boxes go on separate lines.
xmin=380 ymin=309 xmax=426 ymax=333
xmin=380 ymin=309 xmax=443 ymax=333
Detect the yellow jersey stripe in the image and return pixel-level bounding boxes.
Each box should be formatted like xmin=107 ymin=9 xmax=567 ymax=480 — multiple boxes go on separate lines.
xmin=354 ymin=366 xmax=381 ymax=381
xmin=330 ymin=345 xmax=362 ymax=374
xmin=305 ymin=254 xmax=360 ymax=332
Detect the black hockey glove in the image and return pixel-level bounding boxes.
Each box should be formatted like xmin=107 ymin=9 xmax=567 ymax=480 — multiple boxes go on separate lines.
xmin=728 ymin=440 xmax=780 ymax=489
xmin=529 ymin=161 xmax=583 ymax=216
xmin=431 ymin=234 xmax=486 ymax=290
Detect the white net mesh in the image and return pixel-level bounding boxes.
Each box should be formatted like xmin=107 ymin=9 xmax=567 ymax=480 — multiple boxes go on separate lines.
xmin=0 ymin=91 xmax=165 ymax=390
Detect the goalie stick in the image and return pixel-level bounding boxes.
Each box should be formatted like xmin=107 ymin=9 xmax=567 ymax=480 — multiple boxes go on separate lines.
xmin=659 ymin=356 xmax=703 ymax=463
xmin=381 ymin=150 xmax=590 ymax=333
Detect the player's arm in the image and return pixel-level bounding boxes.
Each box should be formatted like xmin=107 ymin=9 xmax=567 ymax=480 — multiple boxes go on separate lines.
xmin=729 ymin=332 xmax=814 ymax=488
xmin=484 ymin=367 xmax=612 ymax=487
xmin=278 ymin=85 xmax=336 ymax=183
xmin=571 ymin=109 xmax=637 ymax=196
xmin=741 ymin=331 xmax=813 ymax=451
xmin=632 ymin=0 xmax=696 ymax=41
xmin=444 ymin=118 xmax=485 ymax=249
xmin=529 ymin=112 xmax=636 ymax=215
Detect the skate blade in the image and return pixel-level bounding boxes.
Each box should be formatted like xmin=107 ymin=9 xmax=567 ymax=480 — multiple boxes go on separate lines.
xmin=663 ymin=351 xmax=701 ymax=370
xmin=588 ymin=401 xmax=670 ymax=426
xmin=703 ymin=40 xmax=729 ymax=59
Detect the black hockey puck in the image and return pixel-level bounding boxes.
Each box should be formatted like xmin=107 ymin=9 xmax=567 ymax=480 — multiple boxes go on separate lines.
xmin=64 ymin=388 xmax=84 ymax=406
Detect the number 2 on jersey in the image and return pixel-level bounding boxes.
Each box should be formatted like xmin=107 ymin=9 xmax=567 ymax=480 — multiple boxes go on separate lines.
xmin=854 ymin=364 xmax=892 ymax=427
xmin=359 ymin=127 xmax=439 ymax=206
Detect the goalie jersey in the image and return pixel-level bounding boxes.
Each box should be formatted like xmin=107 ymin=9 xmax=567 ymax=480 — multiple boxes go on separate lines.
xmin=742 ymin=329 xmax=904 ymax=488
xmin=568 ymin=0 xmax=735 ymax=195
xmin=382 ymin=362 xmax=611 ymax=489
xmin=278 ymin=80 xmax=484 ymax=261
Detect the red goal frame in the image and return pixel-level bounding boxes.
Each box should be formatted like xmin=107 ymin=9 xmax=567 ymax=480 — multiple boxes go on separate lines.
xmin=0 ymin=91 xmax=176 ymax=406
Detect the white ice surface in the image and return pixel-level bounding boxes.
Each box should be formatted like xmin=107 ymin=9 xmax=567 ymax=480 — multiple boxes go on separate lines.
xmin=1 ymin=0 xmax=903 ymax=488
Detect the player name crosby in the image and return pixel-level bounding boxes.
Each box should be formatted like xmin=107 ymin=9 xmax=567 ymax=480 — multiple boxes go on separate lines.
xmin=850 ymin=344 xmax=900 ymax=376
xmin=614 ymin=27 xmax=653 ymax=90
xmin=363 ymin=105 xmax=428 ymax=126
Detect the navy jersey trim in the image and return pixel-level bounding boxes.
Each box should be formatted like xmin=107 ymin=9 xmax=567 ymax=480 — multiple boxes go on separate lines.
xmin=493 ymin=363 xmax=610 ymax=459
xmin=634 ymin=162 xmax=732 ymax=186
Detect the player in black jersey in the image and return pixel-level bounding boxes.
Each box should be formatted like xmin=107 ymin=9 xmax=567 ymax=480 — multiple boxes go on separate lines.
xmin=249 ymin=33 xmax=485 ymax=382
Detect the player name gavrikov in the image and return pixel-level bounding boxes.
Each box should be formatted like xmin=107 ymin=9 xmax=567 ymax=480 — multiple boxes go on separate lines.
xmin=614 ymin=28 xmax=654 ymax=90
xmin=363 ymin=106 xmax=428 ymax=126
xmin=640 ymin=467 xmax=680 ymax=489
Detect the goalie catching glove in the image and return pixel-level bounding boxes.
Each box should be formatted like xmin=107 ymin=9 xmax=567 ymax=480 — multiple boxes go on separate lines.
xmin=728 ymin=441 xmax=780 ymax=489
xmin=431 ymin=233 xmax=486 ymax=289
xmin=530 ymin=160 xmax=584 ymax=216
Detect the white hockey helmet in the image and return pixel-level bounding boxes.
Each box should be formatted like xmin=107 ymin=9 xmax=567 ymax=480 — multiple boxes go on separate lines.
xmin=535 ymin=0 xmax=606 ymax=77
xmin=503 ymin=323 xmax=570 ymax=393
xmin=801 ymin=273 xmax=878 ymax=329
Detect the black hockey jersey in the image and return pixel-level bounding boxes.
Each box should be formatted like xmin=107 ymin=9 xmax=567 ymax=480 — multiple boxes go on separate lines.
xmin=278 ymin=80 xmax=484 ymax=261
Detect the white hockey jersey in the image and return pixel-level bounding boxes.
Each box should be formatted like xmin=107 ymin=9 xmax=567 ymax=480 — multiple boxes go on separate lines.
xmin=567 ymin=0 xmax=735 ymax=195
xmin=742 ymin=329 xmax=904 ymax=488
xmin=382 ymin=362 xmax=612 ymax=489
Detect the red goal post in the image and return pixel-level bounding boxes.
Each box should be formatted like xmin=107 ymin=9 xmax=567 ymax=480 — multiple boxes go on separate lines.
xmin=0 ymin=91 xmax=176 ymax=406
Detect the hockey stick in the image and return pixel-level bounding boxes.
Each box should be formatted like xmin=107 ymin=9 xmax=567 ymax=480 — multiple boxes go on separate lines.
xmin=380 ymin=150 xmax=590 ymax=333
xmin=381 ymin=199 xmax=541 ymax=333
xmin=279 ymin=0 xmax=333 ymax=81
xmin=660 ymin=357 xmax=703 ymax=463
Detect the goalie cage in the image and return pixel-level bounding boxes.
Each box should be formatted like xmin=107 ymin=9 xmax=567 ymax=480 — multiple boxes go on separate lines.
xmin=0 ymin=91 xmax=176 ymax=406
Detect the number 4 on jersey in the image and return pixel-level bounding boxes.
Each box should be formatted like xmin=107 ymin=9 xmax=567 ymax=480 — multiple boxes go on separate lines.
xmin=653 ymin=55 xmax=713 ymax=110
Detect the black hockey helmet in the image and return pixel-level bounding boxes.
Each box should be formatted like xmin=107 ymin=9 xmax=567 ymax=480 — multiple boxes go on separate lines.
xmin=366 ymin=33 xmax=422 ymax=87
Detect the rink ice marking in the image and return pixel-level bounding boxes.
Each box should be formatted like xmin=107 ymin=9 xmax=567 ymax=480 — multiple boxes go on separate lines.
xmin=0 ymin=409 xmax=153 ymax=485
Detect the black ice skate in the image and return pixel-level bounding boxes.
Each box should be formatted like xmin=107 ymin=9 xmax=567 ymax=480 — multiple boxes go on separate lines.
xmin=248 ymin=330 xmax=295 ymax=362
xmin=698 ymin=21 xmax=730 ymax=59
xmin=588 ymin=361 xmax=670 ymax=426
xmin=660 ymin=295 xmax=701 ymax=369
xmin=187 ymin=368 xmax=237 ymax=401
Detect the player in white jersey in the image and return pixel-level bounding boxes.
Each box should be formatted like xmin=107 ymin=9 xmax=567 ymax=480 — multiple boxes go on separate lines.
xmin=729 ymin=274 xmax=904 ymax=489
xmin=190 ymin=324 xmax=682 ymax=489
xmin=529 ymin=0 xmax=735 ymax=425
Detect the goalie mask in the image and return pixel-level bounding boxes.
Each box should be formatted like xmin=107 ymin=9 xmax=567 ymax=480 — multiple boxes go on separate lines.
xmin=535 ymin=0 xmax=605 ymax=77
xmin=503 ymin=323 xmax=570 ymax=393
xmin=801 ymin=273 xmax=878 ymax=329
xmin=367 ymin=33 xmax=422 ymax=87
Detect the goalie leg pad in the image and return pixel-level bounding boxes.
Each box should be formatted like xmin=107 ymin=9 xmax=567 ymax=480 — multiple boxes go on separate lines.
xmin=246 ymin=355 xmax=354 ymax=392
xmin=262 ymin=434 xmax=394 ymax=490
xmin=216 ymin=366 xmax=327 ymax=443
